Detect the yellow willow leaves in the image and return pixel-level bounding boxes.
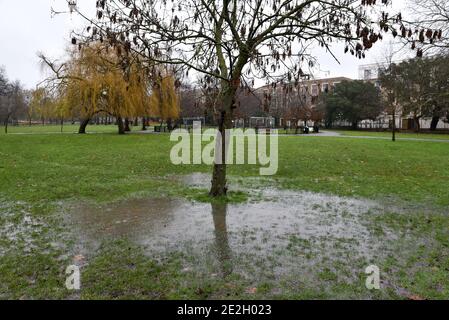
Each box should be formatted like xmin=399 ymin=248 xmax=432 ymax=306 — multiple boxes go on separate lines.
xmin=149 ymin=74 xmax=180 ymax=121
xmin=30 ymin=87 xmax=58 ymax=121
xmin=60 ymin=43 xmax=179 ymax=121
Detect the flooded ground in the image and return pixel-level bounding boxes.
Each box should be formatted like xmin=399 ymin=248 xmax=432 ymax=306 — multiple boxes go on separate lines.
xmin=0 ymin=200 xmax=49 ymax=256
xmin=66 ymin=174 xmax=415 ymax=289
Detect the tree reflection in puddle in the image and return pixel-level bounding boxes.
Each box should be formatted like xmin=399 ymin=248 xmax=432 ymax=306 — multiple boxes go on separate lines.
xmin=67 ymin=188 xmax=403 ymax=282
xmin=211 ymin=202 xmax=233 ymax=277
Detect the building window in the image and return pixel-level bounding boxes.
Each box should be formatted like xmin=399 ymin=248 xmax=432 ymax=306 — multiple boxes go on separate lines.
xmin=322 ymin=83 xmax=329 ymax=93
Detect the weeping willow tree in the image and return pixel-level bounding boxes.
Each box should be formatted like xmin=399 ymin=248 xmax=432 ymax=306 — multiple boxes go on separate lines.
xmin=150 ymin=73 xmax=181 ymax=130
xmin=40 ymin=42 xmax=177 ymax=134
xmin=30 ymin=87 xmax=57 ymax=126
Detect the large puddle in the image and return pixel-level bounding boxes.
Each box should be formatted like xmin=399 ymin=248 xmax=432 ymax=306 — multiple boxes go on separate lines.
xmin=67 ymin=178 xmax=405 ymax=284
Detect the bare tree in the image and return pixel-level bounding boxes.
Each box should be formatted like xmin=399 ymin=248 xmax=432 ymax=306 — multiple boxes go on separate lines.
xmin=378 ymin=43 xmax=401 ymax=141
xmin=74 ymin=0 xmax=422 ymax=196
xmin=404 ymin=0 xmax=449 ymax=55
xmin=0 ymin=69 xmax=27 ymax=134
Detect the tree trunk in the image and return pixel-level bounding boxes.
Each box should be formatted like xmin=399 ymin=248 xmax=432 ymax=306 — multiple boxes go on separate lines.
xmin=142 ymin=117 xmax=147 ymax=131
xmin=351 ymin=121 xmax=358 ymax=130
xmin=392 ymin=109 xmax=396 ymax=142
xmin=124 ymin=118 xmax=131 ymax=132
xmin=117 ymin=117 xmax=126 ymax=135
xmin=4 ymin=118 xmax=9 ymax=134
xmin=430 ymin=116 xmax=439 ymax=131
xmin=78 ymin=118 xmax=90 ymax=134
xmin=413 ymin=116 xmax=421 ymax=133
xmin=167 ymin=118 xmax=173 ymax=131
xmin=159 ymin=120 xmax=164 ymax=132
xmin=210 ymin=111 xmax=229 ymax=197
xmin=210 ymin=87 xmax=235 ymax=197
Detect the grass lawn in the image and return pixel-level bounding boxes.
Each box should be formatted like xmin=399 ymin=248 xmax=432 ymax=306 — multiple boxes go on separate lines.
xmin=0 ymin=127 xmax=448 ymax=299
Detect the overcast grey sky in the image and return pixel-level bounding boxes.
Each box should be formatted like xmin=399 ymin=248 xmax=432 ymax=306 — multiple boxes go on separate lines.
xmin=0 ymin=0 xmax=94 ymax=89
xmin=0 ymin=0 xmax=408 ymax=89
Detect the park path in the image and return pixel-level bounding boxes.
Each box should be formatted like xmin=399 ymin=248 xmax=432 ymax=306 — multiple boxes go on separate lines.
xmin=283 ymin=131 xmax=341 ymax=137
xmin=137 ymin=129 xmax=449 ymax=143
xmin=320 ymin=131 xmax=449 ymax=143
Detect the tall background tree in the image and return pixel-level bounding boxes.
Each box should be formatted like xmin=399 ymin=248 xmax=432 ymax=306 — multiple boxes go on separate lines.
xmin=379 ymin=63 xmax=401 ymax=141
xmin=30 ymin=87 xmax=56 ymax=126
xmin=426 ymin=55 xmax=449 ymax=130
xmin=149 ymin=72 xmax=181 ymax=131
xmin=0 ymin=68 xmax=27 ymax=134
xmin=320 ymin=80 xmax=383 ymax=129
xmin=0 ymin=68 xmax=9 ymax=130
xmin=381 ymin=56 xmax=449 ymax=132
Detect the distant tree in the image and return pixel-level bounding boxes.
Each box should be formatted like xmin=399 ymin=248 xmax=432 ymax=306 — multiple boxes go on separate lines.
xmin=310 ymin=107 xmax=325 ymax=127
xmin=284 ymin=83 xmax=316 ymax=133
xmin=30 ymin=87 xmax=57 ymax=126
xmin=0 ymin=68 xmax=8 ymax=126
xmin=382 ymin=56 xmax=449 ymax=132
xmin=317 ymin=94 xmax=336 ymax=129
xmin=199 ymin=75 xmax=221 ymax=126
xmin=379 ymin=45 xmax=402 ymax=141
xmin=235 ymin=88 xmax=263 ymax=126
xmin=0 ymin=68 xmax=7 ymax=96
xmin=149 ymin=73 xmax=181 ymax=131
xmin=405 ymin=0 xmax=449 ymax=55
xmin=179 ymin=85 xmax=202 ymax=119
xmin=0 ymin=74 xmax=27 ymax=134
xmin=426 ymin=55 xmax=449 ymax=130
xmin=396 ymin=59 xmax=432 ymax=132
xmin=22 ymin=90 xmax=36 ymax=126
xmin=379 ymin=65 xmax=401 ymax=140
xmin=321 ymin=81 xmax=383 ymax=129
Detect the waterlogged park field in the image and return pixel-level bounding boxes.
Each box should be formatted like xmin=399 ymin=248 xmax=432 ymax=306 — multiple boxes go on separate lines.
xmin=0 ymin=127 xmax=448 ymax=300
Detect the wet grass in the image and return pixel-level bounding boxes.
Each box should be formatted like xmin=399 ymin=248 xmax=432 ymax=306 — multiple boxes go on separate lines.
xmin=274 ymin=136 xmax=449 ymax=206
xmin=366 ymin=210 xmax=449 ymax=299
xmin=1 ymin=133 xmax=448 ymax=205
xmin=77 ymin=239 xmax=389 ymax=300
xmin=0 ymin=129 xmax=448 ymax=299
xmin=337 ymin=130 xmax=449 ymax=141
